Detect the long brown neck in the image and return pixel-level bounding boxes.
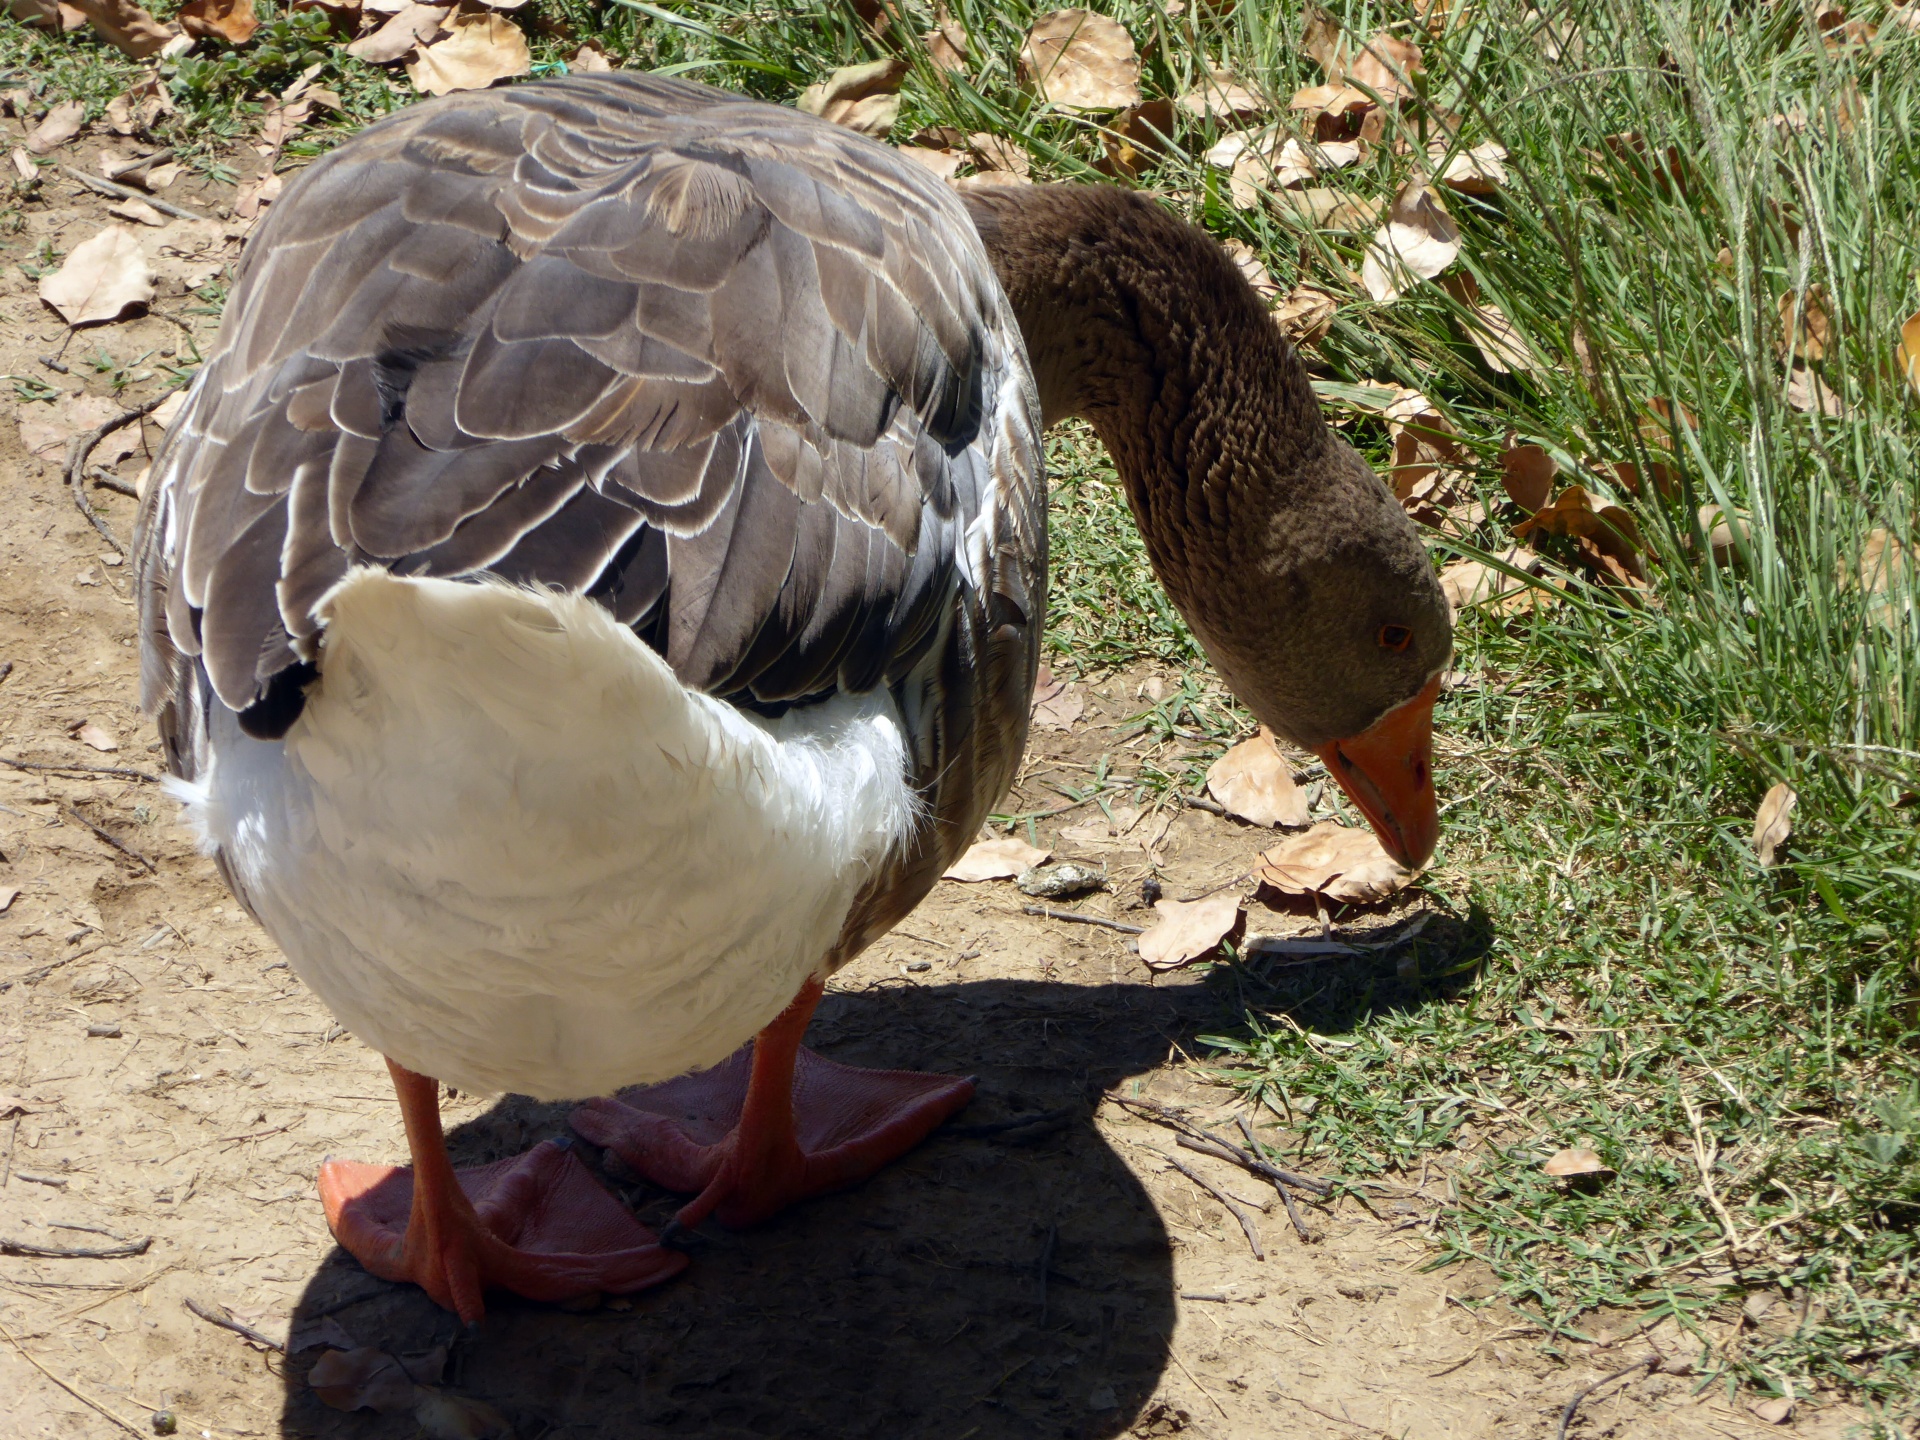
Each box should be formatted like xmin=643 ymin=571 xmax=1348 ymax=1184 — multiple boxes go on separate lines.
xmin=961 ymin=183 xmax=1344 ymax=656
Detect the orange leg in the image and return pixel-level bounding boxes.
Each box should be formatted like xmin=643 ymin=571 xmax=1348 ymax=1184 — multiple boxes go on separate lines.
xmin=572 ymin=977 xmax=975 ymax=1230
xmin=319 ymin=1059 xmax=687 ymax=1325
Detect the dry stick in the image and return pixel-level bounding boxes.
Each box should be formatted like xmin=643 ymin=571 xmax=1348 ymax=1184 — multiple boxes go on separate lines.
xmin=88 ymin=467 xmax=139 ymax=499
xmin=0 ymin=1320 xmax=149 ymax=1437
xmin=58 ymin=804 xmax=156 ymax=873
xmin=0 ymin=754 xmax=159 ymax=784
xmin=1175 ymin=1130 xmax=1332 ymax=1199
xmin=56 ymin=165 xmax=206 ymax=221
xmin=1 ymin=1235 xmax=150 ymax=1260
xmin=64 ymin=386 xmax=184 ymax=557
xmin=1235 ymin=1112 xmax=1317 ymax=1240
xmin=182 ymin=1296 xmax=285 ymax=1352
xmin=1553 ymin=1355 xmax=1659 ymax=1440
xmin=1681 ymin=1096 xmax=1746 ymax=1261
xmin=1162 ymin=1152 xmax=1264 ymax=1260
xmin=1021 ymin=904 xmax=1145 ymax=935
xmin=1178 ymin=792 xmax=1229 ymax=817
xmin=1108 ymin=1092 xmax=1334 ymax=1194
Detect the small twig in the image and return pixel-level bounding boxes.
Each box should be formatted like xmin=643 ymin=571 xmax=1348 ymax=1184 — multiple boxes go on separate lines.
xmin=58 ymin=805 xmax=156 ymax=873
xmin=1021 ymin=904 xmax=1144 ymax=935
xmin=64 ymin=386 xmax=184 ymax=557
xmin=1553 ymin=1355 xmax=1659 ymax=1440
xmin=0 ymin=754 xmax=159 ymax=783
xmin=183 ymin=1296 xmax=285 ymax=1352
xmin=1 ymin=1235 xmax=150 ymax=1259
xmin=1682 ymin=1096 xmax=1745 ymax=1258
xmin=1178 ymin=792 xmax=1229 ymax=817
xmin=0 ymin=1320 xmax=149 ymax=1436
xmin=1234 ymin=1112 xmax=1316 ymax=1238
xmin=1177 ymin=1131 xmax=1333 ymax=1199
xmin=1162 ymin=1152 xmax=1264 ymax=1260
xmin=57 ymin=165 xmax=206 ymax=221
xmin=88 ymin=468 xmax=139 ymax=499
xmin=1108 ymin=1092 xmax=1335 ymax=1195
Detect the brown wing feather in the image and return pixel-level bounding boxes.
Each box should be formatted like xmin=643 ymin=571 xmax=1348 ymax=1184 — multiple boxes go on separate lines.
xmin=135 ymin=72 xmax=1047 ymax=955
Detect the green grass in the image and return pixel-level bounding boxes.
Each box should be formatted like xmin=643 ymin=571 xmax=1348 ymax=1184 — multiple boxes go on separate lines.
xmin=7 ymin=0 xmax=1917 ymax=1422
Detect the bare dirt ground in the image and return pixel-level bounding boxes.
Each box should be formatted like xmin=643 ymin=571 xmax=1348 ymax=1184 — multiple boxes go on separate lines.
xmin=0 ymin=148 xmax=1869 ymax=1440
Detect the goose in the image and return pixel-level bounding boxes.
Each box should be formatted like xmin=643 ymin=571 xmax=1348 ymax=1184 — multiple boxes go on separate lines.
xmin=134 ymin=71 xmax=1450 ymax=1325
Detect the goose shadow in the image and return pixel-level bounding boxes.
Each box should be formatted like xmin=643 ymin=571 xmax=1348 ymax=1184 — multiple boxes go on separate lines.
xmin=275 ymin=914 xmax=1487 ymax=1439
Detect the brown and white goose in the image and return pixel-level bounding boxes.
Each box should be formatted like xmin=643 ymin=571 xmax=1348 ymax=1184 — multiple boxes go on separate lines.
xmin=134 ymin=72 xmax=1450 ymax=1324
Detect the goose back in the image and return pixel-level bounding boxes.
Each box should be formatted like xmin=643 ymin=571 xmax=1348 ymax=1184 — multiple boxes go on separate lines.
xmin=135 ymin=72 xmax=1047 ymax=961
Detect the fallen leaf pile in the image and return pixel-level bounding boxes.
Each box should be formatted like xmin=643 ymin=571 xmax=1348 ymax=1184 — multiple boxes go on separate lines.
xmin=798 ymin=56 xmax=908 ymax=138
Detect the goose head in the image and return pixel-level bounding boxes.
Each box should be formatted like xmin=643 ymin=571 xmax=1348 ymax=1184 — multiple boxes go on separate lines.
xmin=964 ymin=183 xmax=1452 ymax=869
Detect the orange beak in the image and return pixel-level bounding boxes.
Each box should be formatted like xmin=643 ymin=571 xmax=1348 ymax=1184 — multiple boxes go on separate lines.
xmin=1312 ymin=673 xmax=1442 ymax=871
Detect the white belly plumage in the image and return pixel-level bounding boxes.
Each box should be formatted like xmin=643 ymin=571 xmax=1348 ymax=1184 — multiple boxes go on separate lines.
xmin=172 ymin=569 xmax=919 ymax=1100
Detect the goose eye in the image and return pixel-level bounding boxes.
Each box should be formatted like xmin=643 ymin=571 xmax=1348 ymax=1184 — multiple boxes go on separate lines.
xmin=1378 ymin=624 xmax=1413 ymax=653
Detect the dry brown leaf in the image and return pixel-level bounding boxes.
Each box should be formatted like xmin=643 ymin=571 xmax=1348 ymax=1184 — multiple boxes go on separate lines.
xmin=1301 ymin=2 xmax=1348 ymax=80
xmin=1750 ymin=1397 xmax=1794 ymax=1426
xmin=569 ymin=40 xmax=612 ymax=73
xmin=1223 ymin=130 xmax=1363 ymax=210
xmin=109 ymin=198 xmax=166 ymax=226
xmin=24 ymin=100 xmax=85 ymax=155
xmin=1752 ymin=782 xmax=1796 ymax=868
xmin=17 ymin=391 xmax=130 ymax=461
xmin=1274 ymin=285 xmax=1336 ymax=345
xmin=74 ymin=720 xmax=121 ymax=752
xmin=1901 ymin=310 xmax=1920 ymax=398
xmin=896 ymin=145 xmax=965 ymax=181
xmin=1841 ymin=528 xmax=1912 ymax=633
xmin=1433 ymin=139 xmax=1506 ymax=193
xmin=177 ymin=0 xmax=255 ymax=43
xmin=1383 ymin=389 xmax=1464 ymax=499
xmin=944 ymin=836 xmax=1051 ymax=883
xmin=1206 ymin=729 xmax=1310 ymax=827
xmin=1096 ymin=99 xmax=1175 ymax=181
xmin=39 ymin=225 xmax=155 ymax=326
xmin=1695 ymin=503 xmax=1748 ymax=569
xmin=1541 ymin=1147 xmax=1612 ymax=1178
xmin=1220 ymin=240 xmax=1277 ymax=302
xmin=922 ymin=7 xmax=969 ymax=73
xmin=1785 ymin=365 xmax=1846 ymax=417
xmin=10 ymin=148 xmax=36 ymax=181
xmin=1020 ymin=9 xmax=1141 ymax=112
xmin=1058 ymin=804 xmax=1142 ymax=849
xmin=1138 ymin=890 xmax=1244 ymax=971
xmin=67 ymin=0 xmax=176 ymax=56
xmin=309 ymin=1347 xmax=441 ymax=1414
xmin=0 ymin=889 xmax=18 ymax=916
xmin=1777 ymin=285 xmax=1834 ymax=363
xmin=7 ymin=0 xmax=59 ymax=25
xmin=1287 ymin=82 xmax=1378 ymax=143
xmin=1030 ymin=665 xmax=1084 ymax=730
xmin=258 ymin=96 xmax=315 ymax=156
xmin=1500 ymin=438 xmax=1557 ymax=512
xmin=1175 ymin=68 xmax=1265 ymax=123
xmin=797 ymin=56 xmax=908 ymax=138
xmin=412 ymin=1390 xmax=513 ymax=1440
xmin=1257 ymin=821 xmax=1411 ymax=902
xmin=103 ymin=76 xmax=173 ymax=135
xmin=232 ymin=170 xmax=283 ymax=220
xmin=1276 ymin=187 xmax=1379 ymax=231
xmin=1439 ymin=545 xmax=1544 ymax=617
xmin=1361 ymin=182 xmax=1458 ymax=303
xmin=1349 ymin=33 xmax=1422 ymax=102
xmin=406 ymin=11 xmax=530 ymax=96
xmin=347 ymin=3 xmax=449 ymax=63
xmin=968 ymin=132 xmax=1031 ymax=178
